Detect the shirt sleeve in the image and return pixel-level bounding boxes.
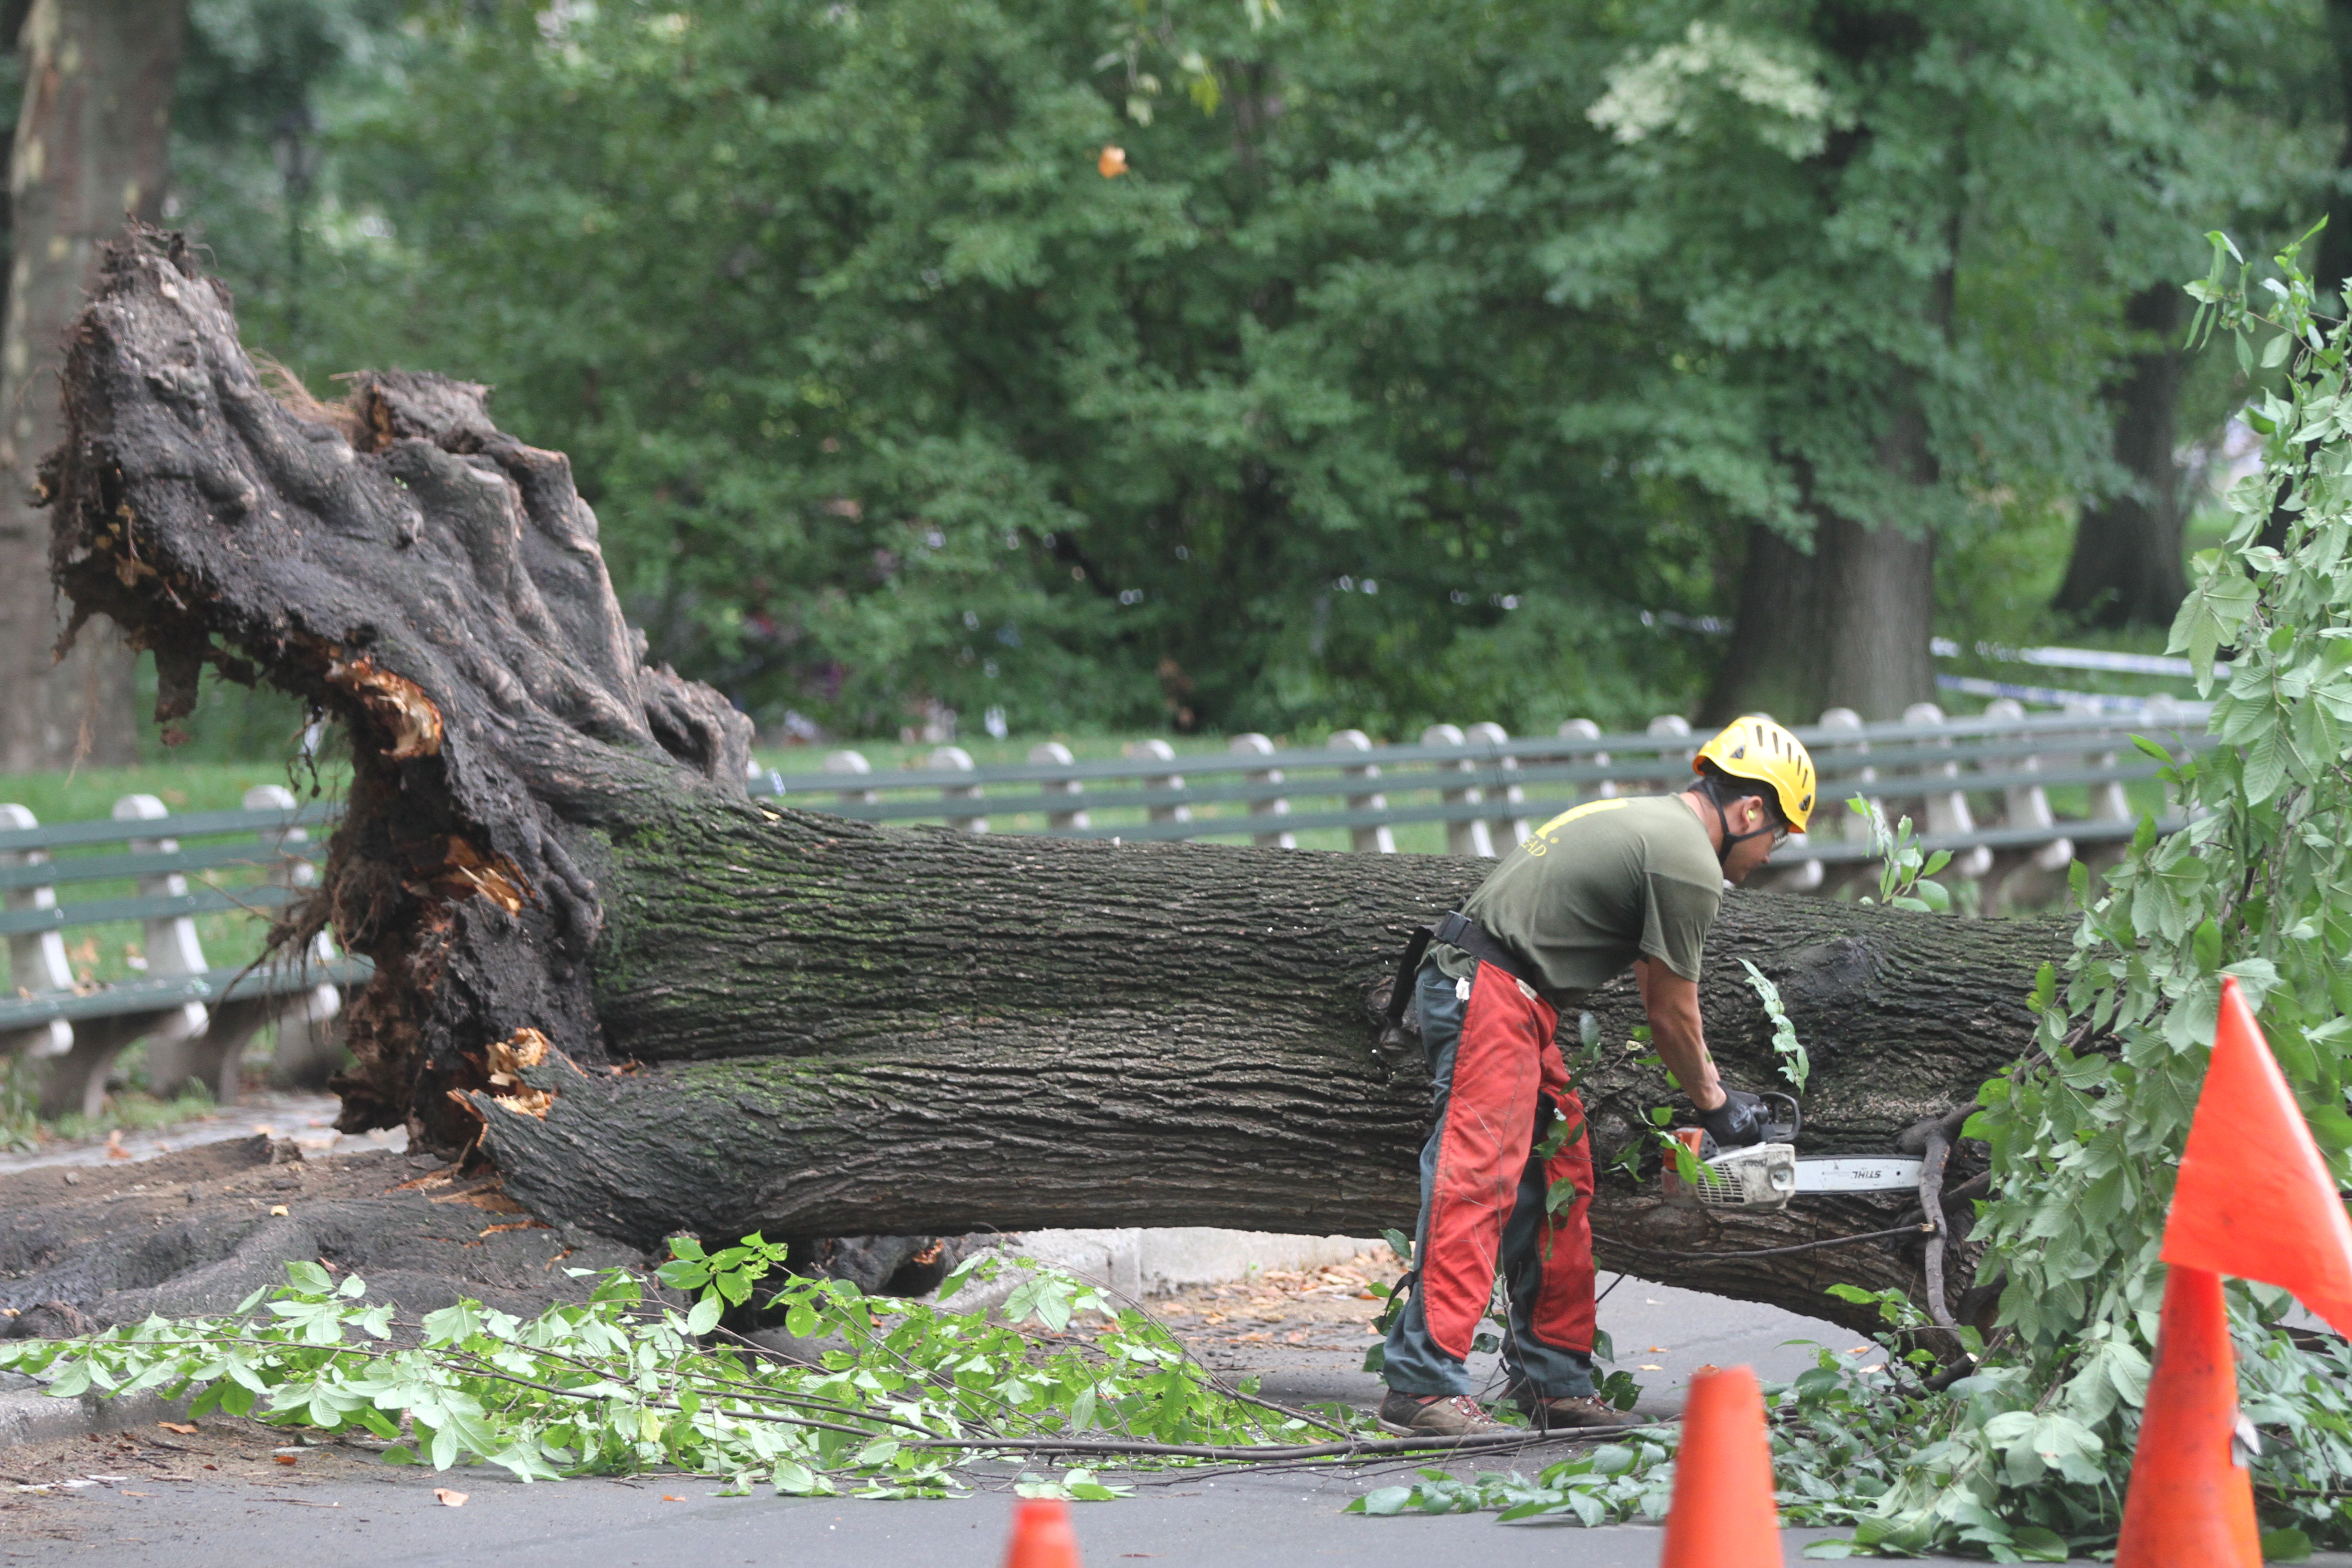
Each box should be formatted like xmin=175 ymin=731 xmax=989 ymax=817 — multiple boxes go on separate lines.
xmin=1640 ymin=871 xmax=1721 ymax=982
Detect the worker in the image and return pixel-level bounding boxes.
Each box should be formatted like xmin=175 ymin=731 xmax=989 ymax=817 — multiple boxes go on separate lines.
xmin=1377 ymin=715 xmax=1817 ymax=1436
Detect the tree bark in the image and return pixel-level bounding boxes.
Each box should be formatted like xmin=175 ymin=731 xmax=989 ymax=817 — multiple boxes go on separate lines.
xmin=1705 ymin=397 xmax=1939 ymax=725
xmin=1707 ymin=508 xmax=1936 ymax=726
xmin=2053 ymin=285 xmax=2188 ymax=629
xmin=49 ymin=236 xmax=2068 ymax=1336
xmin=0 ymin=0 xmax=182 ymax=769
xmin=2319 ymin=0 xmax=2352 ymax=312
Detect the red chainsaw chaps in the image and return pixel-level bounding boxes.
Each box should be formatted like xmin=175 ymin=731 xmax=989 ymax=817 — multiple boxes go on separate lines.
xmin=1421 ymin=962 xmax=1593 ymax=1359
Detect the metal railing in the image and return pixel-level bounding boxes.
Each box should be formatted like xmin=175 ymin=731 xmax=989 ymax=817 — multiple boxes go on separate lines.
xmin=752 ymin=697 xmax=2211 ymax=906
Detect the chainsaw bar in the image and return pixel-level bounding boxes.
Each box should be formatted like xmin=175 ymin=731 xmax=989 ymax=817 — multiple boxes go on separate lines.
xmin=1791 ymin=1156 xmax=1926 ymax=1193
xmin=1663 ymin=1140 xmax=1926 ymax=1211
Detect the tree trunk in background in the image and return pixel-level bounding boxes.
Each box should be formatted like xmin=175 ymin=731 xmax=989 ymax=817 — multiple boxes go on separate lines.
xmin=0 ymin=0 xmax=183 ymax=770
xmin=1705 ymin=416 xmax=1939 ymax=725
xmin=2053 ymin=286 xmax=2188 ymax=628
xmin=2320 ymin=0 xmax=2352 ymax=309
xmin=51 ymin=238 xmax=2073 ymax=1337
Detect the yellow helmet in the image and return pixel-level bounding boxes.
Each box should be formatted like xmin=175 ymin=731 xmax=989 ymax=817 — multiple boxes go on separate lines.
xmin=1694 ymin=716 xmax=1816 ymax=833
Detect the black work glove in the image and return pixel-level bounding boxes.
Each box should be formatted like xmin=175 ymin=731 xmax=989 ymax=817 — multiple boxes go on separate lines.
xmin=1697 ymin=1088 xmax=1767 ymax=1149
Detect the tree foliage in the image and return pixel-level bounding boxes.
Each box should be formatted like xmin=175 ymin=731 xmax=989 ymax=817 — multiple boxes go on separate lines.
xmin=192 ymin=0 xmax=2337 ymax=739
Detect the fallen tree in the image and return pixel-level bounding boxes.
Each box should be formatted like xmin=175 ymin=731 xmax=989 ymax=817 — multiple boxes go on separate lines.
xmin=44 ymin=233 xmax=2068 ymax=1335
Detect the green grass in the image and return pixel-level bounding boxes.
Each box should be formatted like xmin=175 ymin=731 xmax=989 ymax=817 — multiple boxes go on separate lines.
xmin=0 ymin=759 xmax=348 ymax=824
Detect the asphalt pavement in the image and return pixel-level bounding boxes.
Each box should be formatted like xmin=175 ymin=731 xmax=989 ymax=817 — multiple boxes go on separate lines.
xmin=8 ymin=1271 xmax=2301 ymax=1566
xmin=0 ymin=1122 xmax=2329 ymax=1564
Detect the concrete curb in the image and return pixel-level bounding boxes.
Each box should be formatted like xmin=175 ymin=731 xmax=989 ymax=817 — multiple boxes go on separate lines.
xmin=0 ymin=1372 xmax=192 ymax=1450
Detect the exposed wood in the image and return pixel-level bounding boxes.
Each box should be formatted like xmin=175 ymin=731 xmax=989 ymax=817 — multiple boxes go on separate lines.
xmin=48 ymin=234 xmax=2061 ymax=1335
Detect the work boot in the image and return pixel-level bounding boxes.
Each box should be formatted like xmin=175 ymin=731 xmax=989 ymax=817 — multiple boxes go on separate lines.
xmin=1377 ymin=1390 xmax=1509 ymax=1437
xmin=1512 ymin=1390 xmax=1642 ymax=1432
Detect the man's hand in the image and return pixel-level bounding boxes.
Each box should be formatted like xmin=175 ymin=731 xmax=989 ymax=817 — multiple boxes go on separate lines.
xmin=1634 ymin=959 xmax=1725 ymax=1112
xmin=1698 ymin=1088 xmax=1768 ymax=1149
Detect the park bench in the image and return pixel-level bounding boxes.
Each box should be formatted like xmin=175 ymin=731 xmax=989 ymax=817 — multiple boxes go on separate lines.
xmin=755 ymin=697 xmax=2212 ymax=911
xmin=0 ymin=786 xmax=372 ymax=1120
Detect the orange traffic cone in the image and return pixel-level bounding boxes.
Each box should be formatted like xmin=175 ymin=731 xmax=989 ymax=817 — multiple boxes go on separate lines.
xmin=2114 ymin=1265 xmax=2261 ymax=1567
xmin=1004 ymin=1495 xmax=1083 ymax=1568
xmin=2163 ymin=976 xmax=2352 ymax=1333
xmin=1659 ymin=1364 xmax=1780 ymax=1568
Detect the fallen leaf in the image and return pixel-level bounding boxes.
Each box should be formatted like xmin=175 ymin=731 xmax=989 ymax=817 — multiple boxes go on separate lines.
xmin=157 ymin=1422 xmax=197 ymax=1435
xmin=662 ymin=1494 xmax=686 ymax=1502
xmin=1848 ymin=1345 xmax=1872 ymax=1354
xmin=274 ymin=1455 xmax=298 ymax=1467
xmin=1640 ymin=1364 xmax=1664 ymax=1371
xmin=270 ymin=1205 xmax=290 ymax=1216
xmin=1646 ymin=1346 xmax=1667 ymax=1352
xmin=122 ymin=1491 xmax=150 ymax=1497
xmin=435 ymin=1488 xmax=468 ymax=1507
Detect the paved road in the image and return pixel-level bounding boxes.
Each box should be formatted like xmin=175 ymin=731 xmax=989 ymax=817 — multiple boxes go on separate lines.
xmin=0 ymin=1457 xmax=1882 ymax=1565
xmin=18 ymin=1449 xmax=2343 ymax=1566
xmin=12 ymin=1272 xmax=2319 ymax=1566
xmin=0 ymin=1128 xmax=2318 ymax=1564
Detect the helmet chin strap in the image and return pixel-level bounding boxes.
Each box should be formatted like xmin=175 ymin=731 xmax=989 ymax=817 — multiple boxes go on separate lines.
xmin=1708 ymin=794 xmax=1777 ymax=868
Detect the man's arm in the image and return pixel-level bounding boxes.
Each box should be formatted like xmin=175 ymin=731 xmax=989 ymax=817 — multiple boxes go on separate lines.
xmin=1634 ymin=958 xmax=1726 ymax=1112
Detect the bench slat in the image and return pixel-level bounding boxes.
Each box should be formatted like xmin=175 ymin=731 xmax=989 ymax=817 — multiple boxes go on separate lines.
xmin=0 ymin=838 xmax=324 ymax=893
xmin=0 ymin=955 xmax=374 ymax=1030
xmin=0 ymin=883 xmax=294 ymax=937
xmin=0 ymin=802 xmax=341 ymax=855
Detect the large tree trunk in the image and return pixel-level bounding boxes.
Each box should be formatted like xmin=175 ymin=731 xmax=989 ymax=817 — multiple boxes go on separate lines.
xmin=1706 ymin=508 xmax=1936 ymax=725
xmin=2053 ymin=285 xmax=2189 ymax=629
xmin=0 ymin=0 xmax=182 ymax=769
xmin=2320 ymin=0 xmax=2352 ymax=311
xmin=1705 ymin=400 xmax=1940 ymax=725
xmin=48 ymin=236 xmax=2068 ymax=1336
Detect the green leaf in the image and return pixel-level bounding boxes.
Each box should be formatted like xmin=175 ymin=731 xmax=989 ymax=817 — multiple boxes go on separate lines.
xmin=2261 ymin=1526 xmax=2314 ymax=1561
xmin=2193 ymin=918 xmax=2223 ymax=974
xmin=684 ymin=1295 xmax=723 ymax=1336
xmin=2009 ymin=1524 xmax=2070 ymax=1561
xmin=284 ymin=1260 xmax=333 ymax=1294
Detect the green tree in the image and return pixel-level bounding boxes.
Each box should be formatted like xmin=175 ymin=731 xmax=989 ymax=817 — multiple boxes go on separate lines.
xmin=234 ymin=0 xmax=2330 ymax=741
xmin=252 ymin=0 xmax=1759 ymax=738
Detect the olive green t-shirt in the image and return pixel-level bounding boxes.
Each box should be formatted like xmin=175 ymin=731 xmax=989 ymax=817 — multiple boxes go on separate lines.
xmin=1431 ymin=795 xmax=1723 ymax=1004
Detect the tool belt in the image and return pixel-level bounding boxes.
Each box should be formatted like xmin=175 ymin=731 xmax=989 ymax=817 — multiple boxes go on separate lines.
xmin=1382 ymin=911 xmax=1547 ymax=1026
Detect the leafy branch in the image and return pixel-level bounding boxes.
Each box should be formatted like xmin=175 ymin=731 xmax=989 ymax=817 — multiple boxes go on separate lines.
xmin=1849 ymin=796 xmax=1953 ymax=913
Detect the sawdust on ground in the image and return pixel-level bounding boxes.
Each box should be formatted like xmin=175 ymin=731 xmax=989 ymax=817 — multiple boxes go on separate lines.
xmin=1150 ymin=1250 xmax=1407 ymax=1355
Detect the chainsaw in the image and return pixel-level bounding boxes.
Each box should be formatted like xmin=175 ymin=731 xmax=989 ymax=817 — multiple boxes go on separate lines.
xmin=1661 ymin=1093 xmax=1924 ymax=1211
